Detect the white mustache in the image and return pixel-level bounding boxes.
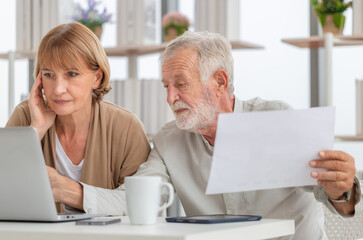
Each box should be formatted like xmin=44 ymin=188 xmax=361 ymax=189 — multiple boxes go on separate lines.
xmin=171 ymin=101 xmax=191 ymax=112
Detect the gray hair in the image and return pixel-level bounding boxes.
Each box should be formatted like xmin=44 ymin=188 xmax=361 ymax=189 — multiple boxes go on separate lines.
xmin=160 ymin=31 xmax=234 ymax=95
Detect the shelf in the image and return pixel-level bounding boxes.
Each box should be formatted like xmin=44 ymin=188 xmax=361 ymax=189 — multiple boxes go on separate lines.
xmin=0 ymin=50 xmax=36 ymax=60
xmin=335 ymin=135 xmax=363 ymax=141
xmin=104 ymin=40 xmax=263 ymax=56
xmin=281 ymin=33 xmax=363 ymax=106
xmin=104 ymin=44 xmax=168 ymax=56
xmin=281 ymin=35 xmax=363 ymax=49
xmin=0 ymin=45 xmax=168 ymax=60
xmin=230 ymin=40 xmax=264 ymax=49
xmin=0 ymin=40 xmax=263 ymax=60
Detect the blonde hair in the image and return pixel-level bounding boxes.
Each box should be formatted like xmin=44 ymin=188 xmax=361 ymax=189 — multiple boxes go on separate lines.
xmin=34 ymin=22 xmax=111 ymax=102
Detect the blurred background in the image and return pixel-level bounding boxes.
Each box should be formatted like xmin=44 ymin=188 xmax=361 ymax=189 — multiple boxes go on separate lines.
xmin=0 ymin=0 xmax=363 ymax=145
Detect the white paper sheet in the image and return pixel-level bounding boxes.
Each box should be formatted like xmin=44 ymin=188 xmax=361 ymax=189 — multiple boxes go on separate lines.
xmin=206 ymin=107 xmax=335 ymax=194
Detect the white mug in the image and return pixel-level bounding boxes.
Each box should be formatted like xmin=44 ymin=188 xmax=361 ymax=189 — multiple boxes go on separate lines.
xmin=125 ymin=176 xmax=174 ymax=225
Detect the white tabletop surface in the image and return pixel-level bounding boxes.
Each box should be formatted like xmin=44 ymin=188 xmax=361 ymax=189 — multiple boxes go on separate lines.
xmin=0 ymin=216 xmax=294 ymax=240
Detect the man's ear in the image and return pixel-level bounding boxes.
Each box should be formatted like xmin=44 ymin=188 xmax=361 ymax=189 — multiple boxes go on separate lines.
xmin=213 ymin=69 xmax=229 ymax=95
xmin=93 ymin=68 xmax=103 ymax=89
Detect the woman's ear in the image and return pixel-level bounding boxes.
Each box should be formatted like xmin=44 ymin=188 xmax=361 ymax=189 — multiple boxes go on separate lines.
xmin=93 ymin=68 xmax=103 ymax=89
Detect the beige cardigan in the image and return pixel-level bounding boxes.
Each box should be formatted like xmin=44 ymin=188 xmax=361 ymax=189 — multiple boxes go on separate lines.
xmin=6 ymin=100 xmax=151 ymax=211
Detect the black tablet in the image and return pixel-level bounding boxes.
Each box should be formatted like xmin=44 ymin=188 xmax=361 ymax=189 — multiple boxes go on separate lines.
xmin=166 ymin=214 xmax=262 ymax=224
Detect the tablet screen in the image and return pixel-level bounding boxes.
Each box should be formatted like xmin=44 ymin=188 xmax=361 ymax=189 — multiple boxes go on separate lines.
xmin=166 ymin=214 xmax=262 ymax=224
xmin=183 ymin=215 xmax=254 ymax=220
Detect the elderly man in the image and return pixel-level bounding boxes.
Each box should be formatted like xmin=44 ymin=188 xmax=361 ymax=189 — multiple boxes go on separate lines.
xmin=84 ymin=31 xmax=360 ymax=239
xmin=140 ymin=31 xmax=361 ymax=239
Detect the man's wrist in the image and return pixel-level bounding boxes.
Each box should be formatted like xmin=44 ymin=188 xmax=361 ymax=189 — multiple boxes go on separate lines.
xmin=329 ymin=189 xmax=352 ymax=203
xmin=328 ymin=178 xmax=358 ymax=203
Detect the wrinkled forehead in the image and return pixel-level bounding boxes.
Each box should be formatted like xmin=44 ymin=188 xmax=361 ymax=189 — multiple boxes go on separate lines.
xmin=38 ymin=43 xmax=89 ymax=71
xmin=162 ymin=48 xmax=199 ymax=71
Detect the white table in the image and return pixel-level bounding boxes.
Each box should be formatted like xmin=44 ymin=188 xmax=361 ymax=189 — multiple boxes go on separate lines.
xmin=0 ymin=216 xmax=294 ymax=240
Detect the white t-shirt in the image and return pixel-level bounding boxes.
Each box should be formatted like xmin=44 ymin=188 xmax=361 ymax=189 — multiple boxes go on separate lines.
xmin=55 ymin=132 xmax=84 ymax=182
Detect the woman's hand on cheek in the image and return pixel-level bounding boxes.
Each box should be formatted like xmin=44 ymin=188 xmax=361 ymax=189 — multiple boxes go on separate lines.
xmin=29 ymin=71 xmax=56 ymax=140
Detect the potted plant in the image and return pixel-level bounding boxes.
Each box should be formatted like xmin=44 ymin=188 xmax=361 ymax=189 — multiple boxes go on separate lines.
xmin=311 ymin=0 xmax=352 ymax=35
xmin=162 ymin=12 xmax=190 ymax=42
xmin=72 ymin=0 xmax=112 ymax=39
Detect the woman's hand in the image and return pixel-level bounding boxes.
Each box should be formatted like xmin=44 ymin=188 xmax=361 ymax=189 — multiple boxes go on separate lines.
xmin=29 ymin=71 xmax=56 ymax=140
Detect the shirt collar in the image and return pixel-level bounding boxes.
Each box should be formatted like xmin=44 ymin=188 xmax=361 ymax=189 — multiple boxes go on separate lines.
xmin=233 ymin=96 xmax=243 ymax=113
xmin=201 ymin=134 xmax=214 ymax=151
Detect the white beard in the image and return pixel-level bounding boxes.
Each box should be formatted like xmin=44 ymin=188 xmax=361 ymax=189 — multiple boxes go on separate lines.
xmin=171 ymin=88 xmax=218 ymax=132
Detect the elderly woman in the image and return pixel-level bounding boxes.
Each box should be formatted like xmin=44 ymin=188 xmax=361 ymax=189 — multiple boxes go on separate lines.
xmin=6 ymin=22 xmax=151 ymax=214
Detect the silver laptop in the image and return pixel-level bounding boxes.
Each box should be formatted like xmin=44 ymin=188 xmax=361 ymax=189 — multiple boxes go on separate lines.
xmin=0 ymin=127 xmax=102 ymax=222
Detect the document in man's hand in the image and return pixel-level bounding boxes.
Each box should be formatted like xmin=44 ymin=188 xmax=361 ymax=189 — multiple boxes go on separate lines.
xmin=206 ymin=107 xmax=335 ymax=194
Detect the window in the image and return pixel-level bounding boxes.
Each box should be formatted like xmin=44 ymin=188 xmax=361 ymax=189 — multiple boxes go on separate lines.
xmin=0 ymin=1 xmax=16 ymax=126
xmin=234 ymin=0 xmax=309 ymax=110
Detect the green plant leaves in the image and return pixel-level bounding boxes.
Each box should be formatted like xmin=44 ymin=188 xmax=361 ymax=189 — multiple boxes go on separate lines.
xmin=311 ymin=0 xmax=352 ymax=14
xmin=317 ymin=13 xmax=326 ymax=26
xmin=163 ymin=24 xmax=189 ymax=36
xmin=333 ymin=13 xmax=345 ymax=28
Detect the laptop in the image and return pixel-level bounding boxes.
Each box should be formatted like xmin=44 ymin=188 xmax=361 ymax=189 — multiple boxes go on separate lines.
xmin=0 ymin=127 xmax=103 ymax=222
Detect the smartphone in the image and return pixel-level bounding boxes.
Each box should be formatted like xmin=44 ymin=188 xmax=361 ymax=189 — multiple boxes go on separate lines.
xmin=76 ymin=217 xmax=121 ymax=225
xmin=166 ymin=214 xmax=262 ymax=224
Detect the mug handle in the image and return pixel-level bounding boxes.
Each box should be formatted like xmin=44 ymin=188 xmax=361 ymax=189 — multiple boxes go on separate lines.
xmin=158 ymin=182 xmax=175 ymax=212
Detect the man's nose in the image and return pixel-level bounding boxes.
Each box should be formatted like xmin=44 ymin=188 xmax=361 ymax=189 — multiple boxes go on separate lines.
xmin=167 ymin=85 xmax=180 ymax=105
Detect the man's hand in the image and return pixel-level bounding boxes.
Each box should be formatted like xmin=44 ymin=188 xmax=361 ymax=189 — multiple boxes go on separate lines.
xmin=46 ymin=166 xmax=84 ymax=210
xmin=310 ymin=150 xmax=357 ymax=215
xmin=46 ymin=166 xmax=64 ymax=203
